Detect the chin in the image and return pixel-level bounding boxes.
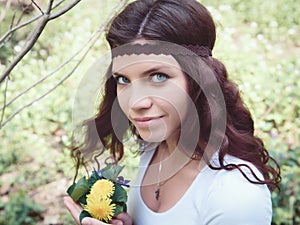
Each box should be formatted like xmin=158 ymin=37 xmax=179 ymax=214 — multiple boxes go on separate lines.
xmin=138 ymin=131 xmax=167 ymax=143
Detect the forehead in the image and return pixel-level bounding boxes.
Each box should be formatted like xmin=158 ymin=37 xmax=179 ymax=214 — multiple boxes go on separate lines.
xmin=112 ymin=54 xmax=182 ymax=73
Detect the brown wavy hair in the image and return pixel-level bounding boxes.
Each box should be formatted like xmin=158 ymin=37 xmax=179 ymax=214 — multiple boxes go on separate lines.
xmin=72 ymin=0 xmax=280 ymax=190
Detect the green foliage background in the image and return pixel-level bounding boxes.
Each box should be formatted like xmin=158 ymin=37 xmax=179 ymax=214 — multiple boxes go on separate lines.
xmin=0 ymin=0 xmax=299 ymax=224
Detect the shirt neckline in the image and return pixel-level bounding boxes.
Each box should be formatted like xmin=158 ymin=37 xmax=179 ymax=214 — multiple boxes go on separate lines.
xmin=138 ymin=148 xmax=212 ymax=215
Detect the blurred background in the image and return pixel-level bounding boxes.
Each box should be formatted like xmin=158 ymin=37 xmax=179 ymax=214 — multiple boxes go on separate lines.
xmin=0 ymin=0 xmax=299 ymax=224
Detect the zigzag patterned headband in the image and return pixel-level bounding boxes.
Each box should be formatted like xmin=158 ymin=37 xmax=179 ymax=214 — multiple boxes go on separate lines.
xmin=111 ymin=42 xmax=212 ymax=58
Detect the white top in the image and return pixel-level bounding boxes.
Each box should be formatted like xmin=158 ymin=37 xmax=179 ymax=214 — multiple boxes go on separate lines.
xmin=127 ymin=148 xmax=272 ymax=225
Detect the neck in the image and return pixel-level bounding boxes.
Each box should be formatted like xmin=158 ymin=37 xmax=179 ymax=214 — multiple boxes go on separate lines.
xmin=162 ymin=130 xmax=180 ymax=156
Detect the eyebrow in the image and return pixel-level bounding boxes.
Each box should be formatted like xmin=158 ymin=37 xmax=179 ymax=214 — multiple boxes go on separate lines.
xmin=112 ymin=65 xmax=170 ymax=77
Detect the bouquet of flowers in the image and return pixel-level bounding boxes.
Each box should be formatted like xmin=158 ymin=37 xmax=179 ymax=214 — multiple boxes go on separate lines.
xmin=67 ymin=164 xmax=130 ymax=224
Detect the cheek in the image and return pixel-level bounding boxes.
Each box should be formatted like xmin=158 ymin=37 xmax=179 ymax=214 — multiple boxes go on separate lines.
xmin=117 ymin=92 xmax=129 ymax=115
xmin=165 ymin=91 xmax=190 ymax=120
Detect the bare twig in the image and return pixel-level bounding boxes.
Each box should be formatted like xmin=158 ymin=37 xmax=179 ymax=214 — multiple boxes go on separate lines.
xmin=0 ymin=0 xmax=127 ymax=112
xmin=0 ymin=0 xmax=129 ymax=128
xmin=0 ymin=14 xmax=49 ymax=84
xmin=52 ymin=0 xmax=66 ymax=10
xmin=0 ymin=76 xmax=9 ymax=126
xmin=0 ymin=25 xmax=99 ymax=128
xmin=0 ymin=0 xmax=63 ymax=41
xmin=46 ymin=0 xmax=55 ymax=14
xmin=9 ymin=4 xmax=17 ymax=29
xmin=32 ymin=0 xmax=44 ymax=14
xmin=1 ymin=60 xmax=80 ymax=128
xmin=16 ymin=8 xmax=24 ymax=25
xmin=0 ymin=30 xmax=97 ymax=111
xmin=0 ymin=14 xmax=43 ymax=44
xmin=49 ymin=0 xmax=81 ymax=20
xmin=0 ymin=5 xmax=31 ymax=59
xmin=0 ymin=29 xmax=97 ymax=111
xmin=0 ymin=0 xmax=83 ymax=84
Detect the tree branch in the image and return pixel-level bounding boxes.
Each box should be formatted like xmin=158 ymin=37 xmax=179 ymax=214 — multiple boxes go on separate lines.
xmin=0 ymin=25 xmax=98 ymax=112
xmin=0 ymin=0 xmax=129 ymax=128
xmin=51 ymin=0 xmax=66 ymax=10
xmin=0 ymin=23 xmax=99 ymax=128
xmin=0 ymin=0 xmax=83 ymax=84
xmin=0 ymin=14 xmax=49 ymax=84
xmin=49 ymin=0 xmax=82 ymax=20
xmin=32 ymin=0 xmax=45 ymax=15
xmin=46 ymin=0 xmax=55 ymax=14
xmin=0 ymin=0 xmax=66 ymax=44
xmin=0 ymin=14 xmax=43 ymax=44
xmin=0 ymin=77 xmax=9 ymax=126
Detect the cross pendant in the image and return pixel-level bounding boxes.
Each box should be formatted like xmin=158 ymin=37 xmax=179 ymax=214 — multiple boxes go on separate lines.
xmin=155 ymin=188 xmax=160 ymax=200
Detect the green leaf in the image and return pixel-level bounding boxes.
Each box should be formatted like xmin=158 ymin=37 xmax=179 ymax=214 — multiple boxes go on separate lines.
xmin=102 ymin=164 xmax=125 ymax=182
xmin=113 ymin=204 xmax=124 ymax=217
xmin=111 ymin=183 xmax=127 ymax=203
xmin=77 ymin=194 xmax=87 ymax=205
xmin=88 ymin=172 xmax=101 ymax=187
xmin=68 ymin=177 xmax=90 ymax=202
xmin=79 ymin=210 xmax=92 ymax=225
xmin=66 ymin=183 xmax=76 ymax=196
xmin=122 ymin=202 xmax=127 ymax=213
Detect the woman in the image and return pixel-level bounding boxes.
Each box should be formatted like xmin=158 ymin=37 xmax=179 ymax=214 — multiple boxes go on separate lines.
xmin=64 ymin=0 xmax=281 ymax=225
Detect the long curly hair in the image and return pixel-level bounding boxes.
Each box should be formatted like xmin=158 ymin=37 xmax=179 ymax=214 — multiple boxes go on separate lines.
xmin=72 ymin=0 xmax=280 ymax=190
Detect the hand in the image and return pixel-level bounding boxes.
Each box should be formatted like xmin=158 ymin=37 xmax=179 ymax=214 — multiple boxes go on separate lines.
xmin=64 ymin=196 xmax=133 ymax=225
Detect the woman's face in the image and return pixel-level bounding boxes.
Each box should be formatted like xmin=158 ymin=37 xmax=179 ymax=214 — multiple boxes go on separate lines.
xmin=112 ymin=54 xmax=190 ymax=143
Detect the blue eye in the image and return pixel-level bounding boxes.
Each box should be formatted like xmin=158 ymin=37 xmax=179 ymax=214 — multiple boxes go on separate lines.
xmin=114 ymin=76 xmax=130 ymax=84
xmin=151 ymin=73 xmax=168 ymax=83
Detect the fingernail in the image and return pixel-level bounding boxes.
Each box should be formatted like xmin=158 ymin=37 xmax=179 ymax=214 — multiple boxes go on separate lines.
xmin=117 ymin=222 xmax=123 ymax=225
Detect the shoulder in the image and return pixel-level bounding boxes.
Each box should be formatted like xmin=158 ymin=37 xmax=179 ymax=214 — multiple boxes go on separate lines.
xmin=199 ymin=154 xmax=272 ymax=224
xmin=215 ymin=153 xmax=266 ymax=185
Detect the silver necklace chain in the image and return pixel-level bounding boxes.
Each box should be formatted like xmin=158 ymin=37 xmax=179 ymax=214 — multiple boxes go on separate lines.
xmin=155 ymin=146 xmax=167 ymax=200
xmin=154 ymin=145 xmax=201 ymax=201
xmin=140 ymin=141 xmax=199 ymax=201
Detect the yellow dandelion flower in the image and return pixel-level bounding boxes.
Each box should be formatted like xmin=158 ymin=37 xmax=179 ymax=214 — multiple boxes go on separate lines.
xmin=90 ymin=179 xmax=115 ymax=198
xmin=85 ymin=195 xmax=116 ymax=222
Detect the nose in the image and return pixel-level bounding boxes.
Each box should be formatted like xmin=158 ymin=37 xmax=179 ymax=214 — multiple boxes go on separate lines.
xmin=129 ymin=81 xmax=153 ymax=111
xmin=130 ymin=96 xmax=153 ymax=110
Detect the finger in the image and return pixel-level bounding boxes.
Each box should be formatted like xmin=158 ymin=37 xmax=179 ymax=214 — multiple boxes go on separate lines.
xmin=111 ymin=218 xmax=123 ymax=225
xmin=64 ymin=196 xmax=83 ymax=212
xmin=64 ymin=196 xmax=83 ymax=224
xmin=115 ymin=213 xmax=133 ymax=225
xmin=82 ymin=217 xmax=109 ymax=225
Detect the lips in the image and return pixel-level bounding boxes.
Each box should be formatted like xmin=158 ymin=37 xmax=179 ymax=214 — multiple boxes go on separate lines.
xmin=132 ymin=116 xmax=164 ymax=128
